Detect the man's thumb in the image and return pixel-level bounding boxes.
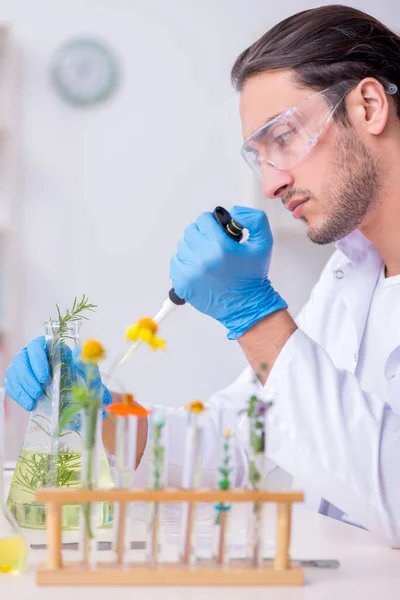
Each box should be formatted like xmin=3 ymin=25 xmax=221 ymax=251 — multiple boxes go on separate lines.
xmin=230 ymin=205 xmax=272 ymax=244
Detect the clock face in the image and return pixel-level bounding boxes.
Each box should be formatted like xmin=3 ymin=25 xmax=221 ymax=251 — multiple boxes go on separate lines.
xmin=50 ymin=38 xmax=119 ymax=106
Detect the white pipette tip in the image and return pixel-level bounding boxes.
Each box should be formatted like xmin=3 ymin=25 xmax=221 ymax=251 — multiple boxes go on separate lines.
xmin=118 ymin=296 xmax=180 ymax=366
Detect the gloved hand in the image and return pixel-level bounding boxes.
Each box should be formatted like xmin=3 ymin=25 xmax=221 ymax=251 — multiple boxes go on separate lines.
xmin=170 ymin=205 xmax=288 ymax=340
xmin=3 ymin=336 xmax=112 ymax=417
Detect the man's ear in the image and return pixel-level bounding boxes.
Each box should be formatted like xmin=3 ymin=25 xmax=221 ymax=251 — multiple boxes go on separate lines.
xmin=349 ymin=78 xmax=391 ymax=135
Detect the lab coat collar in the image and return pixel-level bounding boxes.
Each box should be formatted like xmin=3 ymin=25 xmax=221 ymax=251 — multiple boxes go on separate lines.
xmin=334 ymin=229 xmax=383 ymax=352
xmin=335 ymin=230 xmax=380 ymax=266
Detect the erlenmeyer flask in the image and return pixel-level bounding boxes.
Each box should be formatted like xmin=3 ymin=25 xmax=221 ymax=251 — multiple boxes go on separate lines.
xmin=7 ymin=320 xmax=114 ymax=530
xmin=0 ymin=387 xmax=27 ymax=573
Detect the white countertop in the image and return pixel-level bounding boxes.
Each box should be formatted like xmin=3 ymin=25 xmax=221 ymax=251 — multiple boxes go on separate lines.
xmin=2 ymin=470 xmax=400 ymax=598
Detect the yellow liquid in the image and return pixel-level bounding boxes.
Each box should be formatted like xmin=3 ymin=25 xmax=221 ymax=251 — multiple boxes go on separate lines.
xmin=7 ymin=449 xmax=114 ymax=530
xmin=0 ymin=537 xmax=27 ymax=574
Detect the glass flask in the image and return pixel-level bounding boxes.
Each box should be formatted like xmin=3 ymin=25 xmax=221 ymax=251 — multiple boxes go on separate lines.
xmin=7 ymin=320 xmax=114 ymax=530
xmin=0 ymin=387 xmax=28 ymax=573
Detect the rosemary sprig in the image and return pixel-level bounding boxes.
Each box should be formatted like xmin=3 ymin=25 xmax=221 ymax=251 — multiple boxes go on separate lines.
xmin=49 ymin=295 xmax=97 ymax=352
xmin=14 ymin=451 xmax=81 ymax=496
xmin=14 ymin=296 xmax=97 ymax=498
xmin=45 ymin=295 xmax=97 ymax=429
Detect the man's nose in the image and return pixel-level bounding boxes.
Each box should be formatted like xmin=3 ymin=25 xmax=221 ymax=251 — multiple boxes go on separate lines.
xmin=260 ymin=163 xmax=294 ymax=199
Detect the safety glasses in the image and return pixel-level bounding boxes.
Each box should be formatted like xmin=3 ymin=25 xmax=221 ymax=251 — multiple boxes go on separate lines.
xmin=241 ymin=80 xmax=398 ymax=178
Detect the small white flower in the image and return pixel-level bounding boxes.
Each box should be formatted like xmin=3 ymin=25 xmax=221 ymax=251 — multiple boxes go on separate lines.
xmin=152 ymin=408 xmax=166 ymax=427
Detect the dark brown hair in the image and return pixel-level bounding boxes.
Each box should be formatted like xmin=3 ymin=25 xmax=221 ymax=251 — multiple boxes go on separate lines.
xmin=231 ymin=5 xmax=400 ymax=119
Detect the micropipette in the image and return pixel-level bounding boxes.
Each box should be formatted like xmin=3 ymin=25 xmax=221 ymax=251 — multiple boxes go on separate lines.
xmin=118 ymin=206 xmax=244 ymax=366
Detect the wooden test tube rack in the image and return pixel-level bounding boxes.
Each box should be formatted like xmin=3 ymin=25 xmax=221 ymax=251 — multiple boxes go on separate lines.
xmin=35 ymin=488 xmax=304 ymax=586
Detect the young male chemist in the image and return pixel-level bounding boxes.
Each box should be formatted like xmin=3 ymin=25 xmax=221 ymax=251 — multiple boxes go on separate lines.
xmin=6 ymin=6 xmax=400 ymax=546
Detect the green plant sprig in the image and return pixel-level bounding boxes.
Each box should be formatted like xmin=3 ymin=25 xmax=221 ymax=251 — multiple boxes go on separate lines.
xmin=14 ymin=296 xmax=97 ymax=500
xmin=69 ymin=361 xmax=102 ymax=540
xmin=215 ymin=432 xmax=233 ymax=525
xmin=152 ymin=424 xmax=165 ymax=490
xmin=45 ymin=295 xmax=97 ymax=428
xmin=239 ymin=363 xmax=273 ymax=490
xmin=52 ymin=295 xmax=97 ymax=348
xmin=13 ymin=451 xmax=81 ymax=496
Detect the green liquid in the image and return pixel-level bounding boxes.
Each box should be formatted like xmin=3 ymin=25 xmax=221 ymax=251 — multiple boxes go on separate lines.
xmin=7 ymin=449 xmax=114 ymax=530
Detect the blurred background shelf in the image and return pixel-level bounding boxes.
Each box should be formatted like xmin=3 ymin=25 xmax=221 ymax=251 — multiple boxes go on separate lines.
xmin=0 ymin=24 xmax=21 ymax=460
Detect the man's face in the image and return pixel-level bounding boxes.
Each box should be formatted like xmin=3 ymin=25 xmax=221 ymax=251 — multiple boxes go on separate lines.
xmin=240 ymin=70 xmax=382 ymax=245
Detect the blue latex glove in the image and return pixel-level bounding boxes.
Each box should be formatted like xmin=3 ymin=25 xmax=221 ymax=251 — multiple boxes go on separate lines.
xmin=170 ymin=205 xmax=288 ymax=340
xmin=3 ymin=336 xmax=112 ymax=418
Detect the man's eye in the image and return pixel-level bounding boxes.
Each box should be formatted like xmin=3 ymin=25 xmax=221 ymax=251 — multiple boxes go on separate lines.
xmin=273 ymin=131 xmax=293 ymax=147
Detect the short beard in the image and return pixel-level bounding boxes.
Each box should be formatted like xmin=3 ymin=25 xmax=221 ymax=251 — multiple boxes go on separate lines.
xmin=307 ymin=125 xmax=383 ymax=245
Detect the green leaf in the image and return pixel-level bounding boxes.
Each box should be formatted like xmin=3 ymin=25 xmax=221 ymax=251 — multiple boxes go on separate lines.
xmin=57 ymin=404 xmax=81 ymax=433
xmin=219 ymin=467 xmax=233 ymax=477
xmin=250 ymin=430 xmax=264 ymax=453
xmin=249 ymin=461 xmax=261 ymax=487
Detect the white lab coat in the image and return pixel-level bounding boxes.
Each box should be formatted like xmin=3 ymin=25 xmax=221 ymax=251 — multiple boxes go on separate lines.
xmin=136 ymin=229 xmax=400 ymax=547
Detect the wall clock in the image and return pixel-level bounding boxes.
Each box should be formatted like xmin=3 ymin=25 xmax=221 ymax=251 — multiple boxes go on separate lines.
xmin=50 ymin=38 xmax=119 ymax=106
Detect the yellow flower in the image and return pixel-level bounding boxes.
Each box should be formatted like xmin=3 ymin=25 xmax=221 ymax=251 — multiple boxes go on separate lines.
xmin=224 ymin=428 xmax=231 ymax=439
xmin=126 ymin=317 xmax=166 ymax=351
xmin=81 ymin=339 xmax=106 ymax=363
xmin=0 ymin=564 xmax=13 ymax=573
xmin=137 ymin=318 xmax=158 ymax=334
xmin=150 ymin=337 xmax=166 ymax=351
xmin=185 ymin=400 xmax=207 ymax=414
xmin=122 ymin=393 xmax=134 ymax=405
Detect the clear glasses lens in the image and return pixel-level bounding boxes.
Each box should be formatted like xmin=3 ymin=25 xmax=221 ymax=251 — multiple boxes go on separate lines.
xmin=241 ymin=80 xmax=397 ymax=178
xmin=241 ymin=111 xmax=312 ymax=175
xmin=241 ymin=82 xmax=355 ymax=177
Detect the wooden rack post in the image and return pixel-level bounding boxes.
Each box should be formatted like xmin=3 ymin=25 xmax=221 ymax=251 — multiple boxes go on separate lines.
xmin=274 ymin=502 xmax=291 ymax=571
xmin=46 ymin=503 xmax=63 ymax=569
xmin=149 ymin=503 xmax=160 ymax=565
xmin=217 ymin=509 xmax=228 ymax=566
xmin=35 ymin=488 xmax=304 ymax=587
xmin=116 ymin=502 xmax=127 ymax=565
xmin=182 ymin=502 xmax=195 ymax=565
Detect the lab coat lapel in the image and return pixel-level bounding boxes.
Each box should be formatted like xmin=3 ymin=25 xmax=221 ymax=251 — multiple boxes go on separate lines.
xmin=337 ymin=234 xmax=382 ymax=356
xmin=299 ymin=234 xmax=382 ymax=514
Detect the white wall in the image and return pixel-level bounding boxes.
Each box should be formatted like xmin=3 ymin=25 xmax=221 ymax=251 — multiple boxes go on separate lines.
xmin=2 ymin=0 xmax=398 ymax=456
